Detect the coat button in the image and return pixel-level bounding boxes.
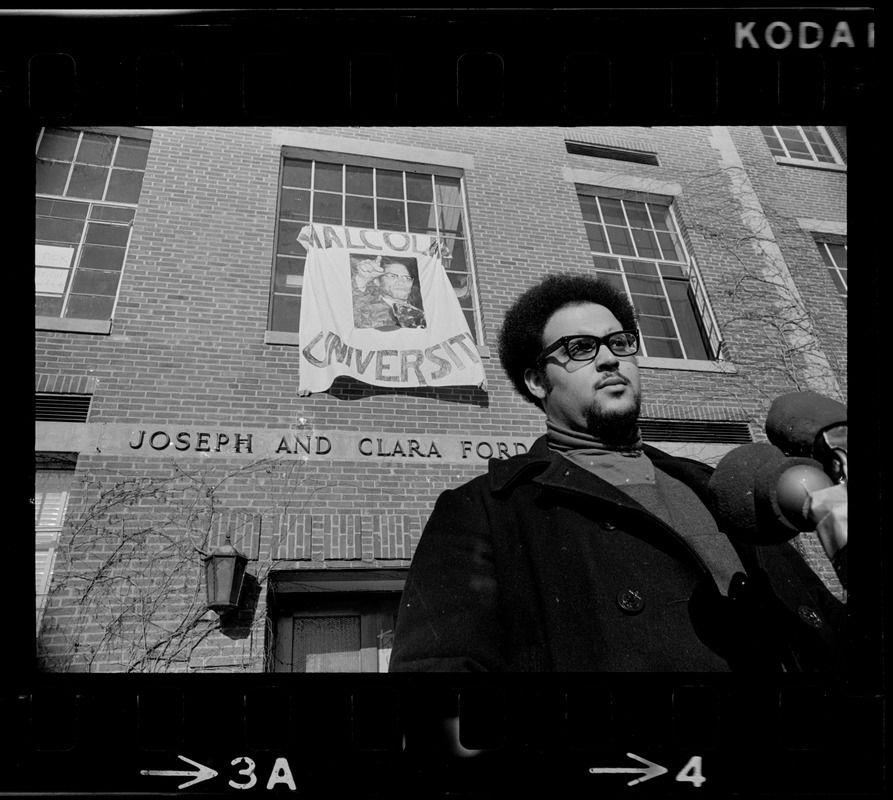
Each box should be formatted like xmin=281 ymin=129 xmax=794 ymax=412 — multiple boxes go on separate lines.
xmin=616 ymin=588 xmax=645 ymax=615
xmin=798 ymin=605 xmax=823 ymax=629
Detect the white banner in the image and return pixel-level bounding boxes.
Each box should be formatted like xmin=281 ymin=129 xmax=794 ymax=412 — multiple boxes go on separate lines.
xmin=297 ymin=224 xmax=486 ymax=394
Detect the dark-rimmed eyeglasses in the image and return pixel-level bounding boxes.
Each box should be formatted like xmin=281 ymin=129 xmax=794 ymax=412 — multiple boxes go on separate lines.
xmin=536 ymin=330 xmax=639 ymax=365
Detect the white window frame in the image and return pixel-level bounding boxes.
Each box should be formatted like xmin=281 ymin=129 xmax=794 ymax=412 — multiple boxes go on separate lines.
xmin=35 ymin=127 xmax=150 ymax=328
xmin=267 ymin=150 xmax=484 ymax=350
xmin=817 ymin=240 xmax=848 ymax=303
xmin=761 ymin=126 xmax=845 ymax=167
xmin=576 ymin=187 xmax=723 ymax=362
xmin=35 ymin=468 xmax=74 ymax=634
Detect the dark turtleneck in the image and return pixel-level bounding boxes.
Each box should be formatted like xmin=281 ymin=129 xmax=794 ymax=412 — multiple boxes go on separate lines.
xmin=546 ymin=418 xmax=744 ymax=595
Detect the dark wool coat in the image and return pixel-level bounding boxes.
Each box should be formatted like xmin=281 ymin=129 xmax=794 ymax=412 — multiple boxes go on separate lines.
xmin=389 ymin=437 xmax=846 ymax=673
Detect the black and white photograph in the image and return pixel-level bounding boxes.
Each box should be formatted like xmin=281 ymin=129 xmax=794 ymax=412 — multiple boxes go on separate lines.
xmin=11 ymin=6 xmax=880 ymax=800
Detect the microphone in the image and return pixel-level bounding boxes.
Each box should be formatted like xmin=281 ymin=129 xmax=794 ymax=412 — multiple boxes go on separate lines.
xmin=708 ymin=442 xmax=834 ymax=545
xmin=765 ymin=391 xmax=847 ymax=484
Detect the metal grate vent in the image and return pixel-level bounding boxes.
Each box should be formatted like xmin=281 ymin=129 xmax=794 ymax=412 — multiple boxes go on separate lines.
xmin=566 ymin=141 xmax=660 ymax=166
xmin=640 ymin=419 xmax=753 ymax=444
xmin=36 ymin=393 xmax=92 ymax=423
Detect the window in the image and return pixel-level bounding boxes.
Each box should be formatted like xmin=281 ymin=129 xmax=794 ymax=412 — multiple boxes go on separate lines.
xmin=760 ymin=126 xmax=843 ymax=165
xmin=35 ymin=456 xmax=76 ymax=633
xmin=817 ymin=240 xmax=847 ymax=306
xmin=35 ymin=127 xmax=151 ymax=321
xmin=269 ymin=592 xmax=400 ymax=673
xmin=270 ymin=155 xmax=479 ymax=339
xmin=577 ymin=190 xmax=719 ymax=360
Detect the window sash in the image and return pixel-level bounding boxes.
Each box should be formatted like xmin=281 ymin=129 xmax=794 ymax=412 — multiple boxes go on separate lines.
xmin=818 ymin=241 xmax=847 ymax=301
xmin=35 ymin=471 xmax=73 ymax=633
xmin=761 ymin=126 xmax=842 ymax=165
xmin=35 ymin=128 xmax=146 ymax=321
xmin=578 ymin=191 xmax=718 ymax=360
xmin=270 ymin=156 xmax=481 ymax=341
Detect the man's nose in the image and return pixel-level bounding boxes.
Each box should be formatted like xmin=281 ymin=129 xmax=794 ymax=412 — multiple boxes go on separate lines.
xmin=593 ymin=342 xmax=620 ymax=368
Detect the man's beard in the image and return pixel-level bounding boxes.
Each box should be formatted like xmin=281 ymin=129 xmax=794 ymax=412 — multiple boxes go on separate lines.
xmin=583 ymin=392 xmax=642 ymax=444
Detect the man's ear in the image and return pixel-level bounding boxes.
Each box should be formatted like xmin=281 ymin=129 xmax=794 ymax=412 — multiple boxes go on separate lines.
xmin=524 ymin=367 xmax=548 ymax=402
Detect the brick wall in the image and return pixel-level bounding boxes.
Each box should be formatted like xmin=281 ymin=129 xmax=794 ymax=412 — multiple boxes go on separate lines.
xmin=36 ymin=126 xmax=846 ymax=671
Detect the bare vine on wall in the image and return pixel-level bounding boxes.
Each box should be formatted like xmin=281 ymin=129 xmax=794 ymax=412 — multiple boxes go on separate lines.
xmin=38 ymin=454 xmax=338 ymax=673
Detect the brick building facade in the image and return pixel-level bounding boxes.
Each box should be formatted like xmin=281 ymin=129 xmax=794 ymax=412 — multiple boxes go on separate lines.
xmin=35 ymin=125 xmax=847 ymax=673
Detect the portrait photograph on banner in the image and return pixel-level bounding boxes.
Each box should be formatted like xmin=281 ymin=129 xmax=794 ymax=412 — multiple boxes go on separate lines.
xmin=296 ymin=223 xmax=486 ymax=394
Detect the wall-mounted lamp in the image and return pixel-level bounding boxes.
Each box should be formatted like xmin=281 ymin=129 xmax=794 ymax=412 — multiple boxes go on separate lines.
xmin=203 ymin=535 xmax=248 ymax=614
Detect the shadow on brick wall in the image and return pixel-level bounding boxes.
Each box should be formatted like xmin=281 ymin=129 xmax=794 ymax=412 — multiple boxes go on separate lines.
xmin=326 ymin=376 xmax=490 ymax=408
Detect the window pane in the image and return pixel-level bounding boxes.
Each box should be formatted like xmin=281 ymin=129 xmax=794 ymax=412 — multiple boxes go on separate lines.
xmin=271 ymin=292 xmax=300 ymax=332
xmin=376 ymin=169 xmax=404 ymax=199
xmin=599 ymin=198 xmax=626 ymax=225
xmin=634 ymin=295 xmax=669 ymax=316
xmin=85 ymin=223 xmax=130 ymax=247
xmin=827 ymin=244 xmax=846 ymax=269
xmin=626 ymin=275 xmax=662 ymax=295
xmin=65 ymin=293 xmax=115 ymax=320
xmin=597 ymin=272 xmax=626 ymax=294
xmin=585 ymin=223 xmax=607 ymax=252
xmin=405 ymin=172 xmax=433 ymax=202
xmin=293 ymin=616 xmax=362 ymax=673
xmin=578 ymin=194 xmax=601 ymax=223
xmin=36 ymin=160 xmax=70 ymax=195
xmin=280 ymin=188 xmax=311 ymax=220
xmin=39 ymin=199 xmax=88 ymax=219
xmin=658 ymin=262 xmax=686 ymax=279
xmin=438 ymin=206 xmax=464 ymax=236
xmin=314 ymin=162 xmax=343 ymax=193
xmin=78 ymin=244 xmax=126 ymax=271
xmin=592 ymin=255 xmax=620 ymax=270
xmin=624 ymin=202 xmax=651 ymax=228
xmin=67 ymin=164 xmax=108 ymax=199
xmin=447 ymin=270 xmax=471 ymax=302
xmin=70 ymin=268 xmax=121 ymax=296
xmin=632 ymin=228 xmax=661 ymax=258
xmin=37 ymin=128 xmax=79 ymax=161
xmin=90 ymin=205 xmax=135 ymax=223
xmin=639 ymin=315 xmax=677 ymax=338
xmin=606 ymin=225 xmax=634 ymax=256
xmin=623 ymin=259 xmax=658 ymax=277
xmin=345 ymin=165 xmax=373 ymax=195
xmin=643 ymin=337 xmax=683 ymax=358
xmin=312 ymin=192 xmax=343 ymax=225
xmin=666 ymin=280 xmax=709 ymax=359
xmin=407 ymin=202 xmax=438 ymax=234
xmin=344 ymin=195 xmax=375 ymax=228
xmin=657 ymin=231 xmax=683 ymax=261
xmin=376 ymin=199 xmax=405 ymax=231
xmin=106 ymin=169 xmax=144 ymax=203
xmin=283 ymin=159 xmax=312 ymax=188
xmin=781 ymin=135 xmax=810 ymax=156
xmin=76 ymin=133 xmax=115 ymax=166
xmin=463 ymin=309 xmax=477 ymax=341
xmin=278 ymin=220 xmax=306 ymax=256
xmin=274 ymin=256 xmax=305 ymax=292
xmin=114 ymin=138 xmax=150 ymax=170
xmin=649 ymin=204 xmax=672 ymax=231
xmin=36 ymin=295 xmax=65 ymax=316
xmin=811 ymin=144 xmax=835 ymax=163
xmin=434 ymin=176 xmax=462 ymax=206
xmin=36 ymin=216 xmax=85 ymax=244
xmin=444 ymin=238 xmax=467 ymax=272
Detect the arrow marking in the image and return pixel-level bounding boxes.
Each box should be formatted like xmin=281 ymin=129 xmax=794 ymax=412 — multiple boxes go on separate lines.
xmin=141 ymin=754 xmax=218 ymax=789
xmin=589 ymin=752 xmax=668 ymax=786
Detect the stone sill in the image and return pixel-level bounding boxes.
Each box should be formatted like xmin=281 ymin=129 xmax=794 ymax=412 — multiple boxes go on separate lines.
xmin=775 ymin=157 xmax=846 ymax=174
xmin=36 ymin=316 xmax=111 ymax=335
